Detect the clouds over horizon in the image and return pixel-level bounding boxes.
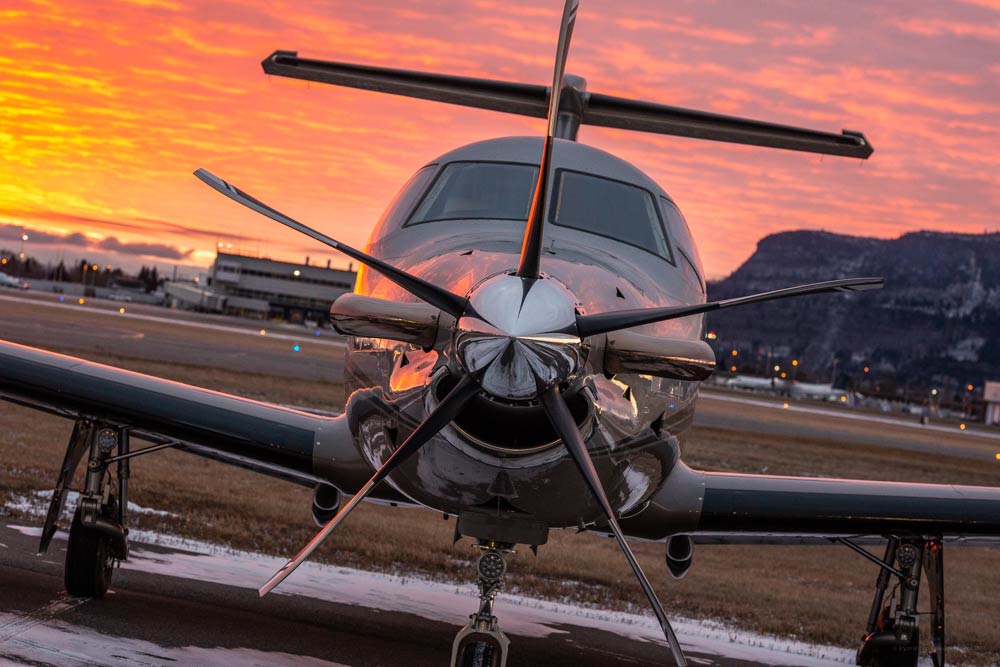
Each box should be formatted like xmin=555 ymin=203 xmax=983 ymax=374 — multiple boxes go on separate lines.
xmin=0 ymin=222 xmax=192 ymax=260
xmin=1 ymin=0 xmax=998 ymax=279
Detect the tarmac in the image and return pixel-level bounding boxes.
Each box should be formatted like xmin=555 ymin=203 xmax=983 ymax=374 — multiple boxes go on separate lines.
xmin=0 ymin=518 xmax=852 ymax=667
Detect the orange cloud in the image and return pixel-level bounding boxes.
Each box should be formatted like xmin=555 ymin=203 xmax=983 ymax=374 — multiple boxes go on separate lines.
xmin=0 ymin=0 xmax=997 ymax=281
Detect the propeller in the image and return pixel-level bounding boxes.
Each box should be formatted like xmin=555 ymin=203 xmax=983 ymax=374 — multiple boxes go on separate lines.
xmin=576 ymin=276 xmax=884 ymax=338
xmin=540 ymin=387 xmax=687 ymax=666
xmin=516 ymin=0 xmax=578 ymax=279
xmin=259 ymin=372 xmax=483 ymax=597
xmin=193 ymin=168 xmax=467 ymax=319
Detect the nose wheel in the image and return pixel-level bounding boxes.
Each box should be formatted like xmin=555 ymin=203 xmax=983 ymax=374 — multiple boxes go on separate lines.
xmin=451 ymin=541 xmax=512 ymax=667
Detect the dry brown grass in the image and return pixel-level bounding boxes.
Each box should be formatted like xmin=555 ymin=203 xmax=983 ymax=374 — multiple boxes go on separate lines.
xmin=1 ymin=349 xmax=998 ymax=665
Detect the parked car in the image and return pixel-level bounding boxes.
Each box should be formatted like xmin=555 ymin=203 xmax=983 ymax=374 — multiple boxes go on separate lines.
xmin=0 ymin=272 xmax=29 ymax=289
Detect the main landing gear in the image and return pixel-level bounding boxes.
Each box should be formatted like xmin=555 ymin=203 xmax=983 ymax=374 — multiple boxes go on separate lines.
xmin=450 ymin=541 xmax=513 ymax=667
xmin=40 ymin=420 xmax=134 ymax=598
xmin=843 ymin=537 xmax=945 ymax=667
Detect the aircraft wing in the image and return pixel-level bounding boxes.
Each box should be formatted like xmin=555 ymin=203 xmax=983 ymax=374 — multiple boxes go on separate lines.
xmin=0 ymin=339 xmax=372 ymax=493
xmin=622 ymin=461 xmax=1000 ymax=541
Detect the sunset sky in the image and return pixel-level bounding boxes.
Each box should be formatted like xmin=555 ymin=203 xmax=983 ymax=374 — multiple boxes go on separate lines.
xmin=2 ymin=0 xmax=998 ymax=280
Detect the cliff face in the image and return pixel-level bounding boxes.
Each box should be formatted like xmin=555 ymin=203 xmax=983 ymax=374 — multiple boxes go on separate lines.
xmin=706 ymin=231 xmax=1000 ymax=392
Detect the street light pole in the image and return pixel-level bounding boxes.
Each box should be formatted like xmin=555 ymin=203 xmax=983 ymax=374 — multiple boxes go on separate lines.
xmin=17 ymin=234 xmax=27 ymax=278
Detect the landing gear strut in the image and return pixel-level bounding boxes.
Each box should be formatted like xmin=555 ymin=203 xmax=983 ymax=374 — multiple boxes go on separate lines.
xmin=853 ymin=537 xmax=945 ymax=667
xmin=451 ymin=541 xmax=513 ymax=667
xmin=48 ymin=422 xmax=131 ymax=598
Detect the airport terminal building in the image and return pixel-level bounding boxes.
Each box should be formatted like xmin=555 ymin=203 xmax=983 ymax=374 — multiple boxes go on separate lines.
xmin=166 ymin=252 xmax=356 ymax=323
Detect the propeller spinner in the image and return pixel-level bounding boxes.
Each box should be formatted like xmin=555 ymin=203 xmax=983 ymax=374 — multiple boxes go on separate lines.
xmin=455 ymin=273 xmax=585 ymax=400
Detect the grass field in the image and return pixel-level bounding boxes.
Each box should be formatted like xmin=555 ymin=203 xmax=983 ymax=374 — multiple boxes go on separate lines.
xmin=1 ymin=345 xmax=999 ymax=666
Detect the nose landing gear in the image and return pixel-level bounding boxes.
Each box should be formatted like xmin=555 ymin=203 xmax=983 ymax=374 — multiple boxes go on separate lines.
xmin=451 ymin=541 xmax=513 ymax=667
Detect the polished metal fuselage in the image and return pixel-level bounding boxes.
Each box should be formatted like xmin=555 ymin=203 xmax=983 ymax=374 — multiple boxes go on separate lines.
xmin=343 ymin=137 xmax=705 ymax=527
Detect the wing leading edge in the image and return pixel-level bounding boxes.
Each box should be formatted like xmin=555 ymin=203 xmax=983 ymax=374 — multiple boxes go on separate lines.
xmin=622 ymin=461 xmax=1000 ymax=541
xmin=0 ymin=339 xmax=370 ymax=493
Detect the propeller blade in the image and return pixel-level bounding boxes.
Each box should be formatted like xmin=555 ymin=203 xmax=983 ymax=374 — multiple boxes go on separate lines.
xmin=259 ymin=373 xmax=482 ymax=597
xmin=576 ymin=276 xmax=883 ymax=338
xmin=515 ymin=0 xmax=579 ymax=279
xmin=194 ymin=168 xmax=468 ymax=318
xmin=540 ymin=387 xmax=688 ymax=666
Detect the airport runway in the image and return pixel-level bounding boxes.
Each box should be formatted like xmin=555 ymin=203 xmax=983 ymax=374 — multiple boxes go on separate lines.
xmin=0 ymin=517 xmax=851 ymax=667
xmin=695 ymin=390 xmax=1000 ymax=463
xmin=0 ymin=292 xmax=345 ymax=382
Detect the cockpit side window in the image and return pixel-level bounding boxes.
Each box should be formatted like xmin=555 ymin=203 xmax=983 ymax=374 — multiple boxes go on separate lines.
xmin=373 ymin=164 xmax=438 ymax=237
xmin=550 ymin=169 xmax=675 ymax=264
xmin=660 ymin=196 xmax=704 ymax=294
xmin=406 ymin=161 xmax=539 ymax=225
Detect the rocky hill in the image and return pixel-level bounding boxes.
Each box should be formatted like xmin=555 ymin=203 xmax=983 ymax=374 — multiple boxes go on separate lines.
xmin=705 ymin=230 xmax=1000 ymax=400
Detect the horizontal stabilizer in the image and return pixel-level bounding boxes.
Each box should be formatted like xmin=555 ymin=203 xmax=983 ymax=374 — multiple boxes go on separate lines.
xmin=262 ymin=51 xmax=548 ymax=119
xmin=584 ymin=92 xmax=873 ymax=158
xmin=262 ymin=50 xmax=873 ymax=158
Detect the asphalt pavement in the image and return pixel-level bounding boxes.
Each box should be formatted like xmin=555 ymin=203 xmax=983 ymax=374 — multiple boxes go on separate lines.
xmin=0 ymin=519 xmax=847 ymax=667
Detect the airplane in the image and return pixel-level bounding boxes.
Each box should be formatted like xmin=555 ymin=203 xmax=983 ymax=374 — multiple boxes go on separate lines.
xmin=1 ymin=2 xmax=997 ymax=666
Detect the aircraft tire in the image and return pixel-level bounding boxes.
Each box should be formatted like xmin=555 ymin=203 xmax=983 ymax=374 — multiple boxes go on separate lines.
xmin=457 ymin=641 xmax=499 ymax=667
xmin=64 ymin=508 xmax=115 ymax=598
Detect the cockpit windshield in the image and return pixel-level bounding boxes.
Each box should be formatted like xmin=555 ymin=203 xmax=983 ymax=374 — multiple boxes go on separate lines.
xmin=550 ymin=169 xmax=674 ymax=262
xmin=408 ymin=161 xmax=538 ymax=224
xmin=405 ymin=161 xmax=675 ymax=264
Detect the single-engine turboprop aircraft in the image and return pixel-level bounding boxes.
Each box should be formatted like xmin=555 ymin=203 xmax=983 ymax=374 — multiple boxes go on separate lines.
xmin=2 ymin=3 xmax=998 ymax=666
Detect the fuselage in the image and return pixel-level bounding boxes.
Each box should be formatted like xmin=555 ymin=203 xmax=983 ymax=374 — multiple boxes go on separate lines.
xmin=343 ymin=136 xmax=708 ymax=527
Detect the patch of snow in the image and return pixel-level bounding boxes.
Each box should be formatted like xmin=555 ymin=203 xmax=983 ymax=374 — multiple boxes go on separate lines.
xmin=0 ymin=613 xmax=351 ymax=667
xmin=6 ymin=490 xmax=178 ymax=521
xmin=4 ymin=521 xmax=858 ymax=666
xmin=945 ymin=336 xmax=985 ymax=363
